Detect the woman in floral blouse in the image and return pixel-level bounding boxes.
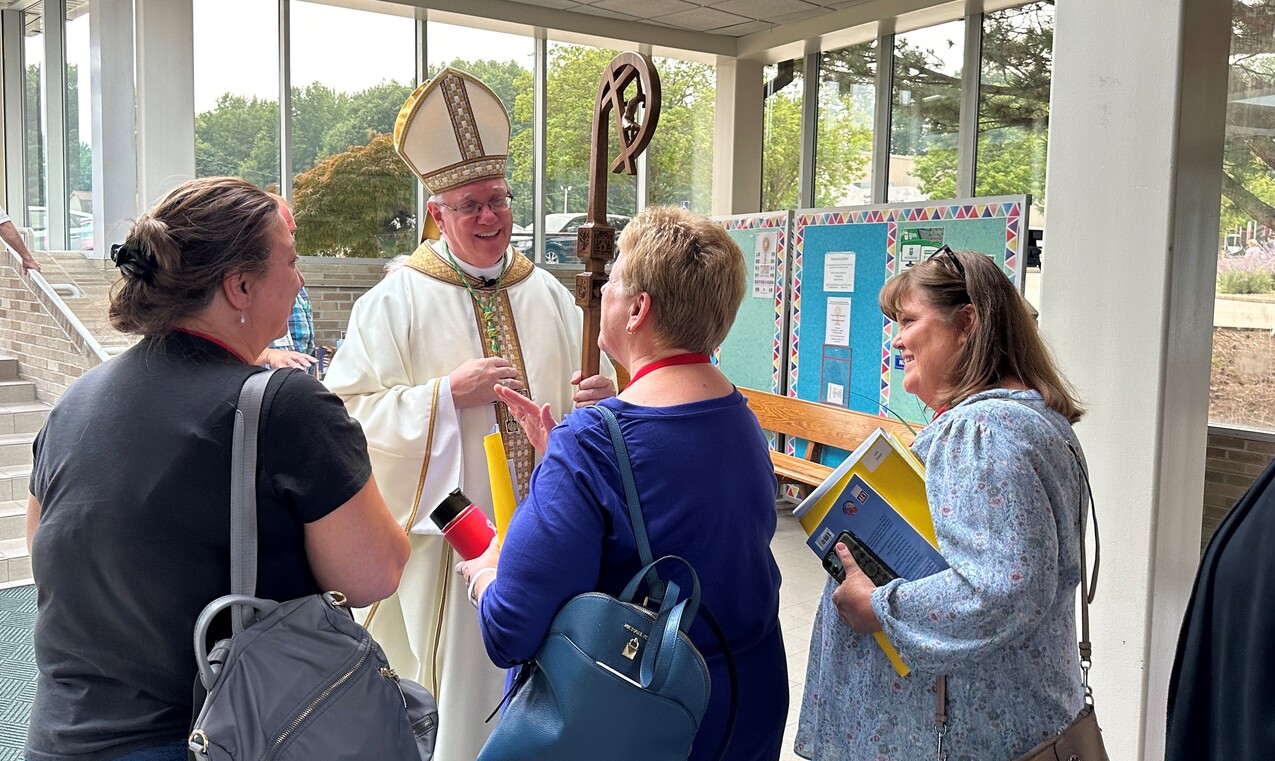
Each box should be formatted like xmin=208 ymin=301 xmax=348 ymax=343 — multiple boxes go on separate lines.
xmin=796 ymin=247 xmax=1088 ymax=760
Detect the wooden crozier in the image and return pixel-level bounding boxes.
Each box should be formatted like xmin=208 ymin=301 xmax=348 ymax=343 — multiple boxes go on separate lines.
xmin=575 ymin=53 xmax=661 ymax=378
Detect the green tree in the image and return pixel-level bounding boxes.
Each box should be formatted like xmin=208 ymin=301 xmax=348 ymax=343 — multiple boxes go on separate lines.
xmin=319 ymin=81 xmax=413 ymax=158
xmin=195 ymin=94 xmax=279 ymax=187
xmin=21 ymin=63 xmax=91 ymax=219
xmin=646 ymin=58 xmax=717 ymax=213
xmin=291 ymin=83 xmax=349 ymax=174
xmin=760 ymin=72 xmax=872 ymax=210
xmin=510 ymin=45 xmax=639 ymax=224
xmin=761 ymin=89 xmax=803 ymax=210
xmin=292 ymin=134 xmax=415 ymax=257
xmin=1221 ymin=0 xmax=1275 ymax=231
xmin=25 ymin=64 xmax=45 ymax=209
xmin=814 ymin=3 xmax=1052 ymax=205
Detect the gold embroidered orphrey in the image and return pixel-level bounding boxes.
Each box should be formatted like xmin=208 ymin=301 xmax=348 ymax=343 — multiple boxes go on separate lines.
xmin=441 ymin=72 xmax=485 ymax=161
xmin=406 ymin=243 xmax=538 ymax=499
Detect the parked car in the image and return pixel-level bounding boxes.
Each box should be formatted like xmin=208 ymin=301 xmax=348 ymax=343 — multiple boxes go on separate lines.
xmin=509 ymin=222 xmax=532 ymax=253
xmin=513 ymin=213 xmax=631 ymax=264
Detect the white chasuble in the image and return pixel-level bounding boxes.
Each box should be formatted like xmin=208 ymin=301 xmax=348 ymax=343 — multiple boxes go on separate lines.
xmin=324 ymin=241 xmax=604 ymax=761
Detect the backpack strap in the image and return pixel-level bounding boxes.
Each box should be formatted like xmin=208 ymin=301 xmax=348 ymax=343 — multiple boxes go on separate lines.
xmin=596 ymin=404 xmax=663 ymax=600
xmin=933 ymin=400 xmax=1099 ymax=759
xmin=594 ymin=403 xmax=737 ymax=761
xmin=229 ymin=369 xmax=279 ymax=633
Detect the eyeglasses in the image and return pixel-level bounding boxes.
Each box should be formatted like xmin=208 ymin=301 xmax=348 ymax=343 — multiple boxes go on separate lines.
xmin=436 ymin=193 xmax=514 ymax=218
xmin=926 ymin=244 xmax=965 ymax=278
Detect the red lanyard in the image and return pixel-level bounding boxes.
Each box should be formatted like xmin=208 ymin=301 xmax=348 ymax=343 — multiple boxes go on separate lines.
xmin=625 ymin=353 xmax=712 ymax=387
xmin=173 ymin=327 xmax=253 ymax=365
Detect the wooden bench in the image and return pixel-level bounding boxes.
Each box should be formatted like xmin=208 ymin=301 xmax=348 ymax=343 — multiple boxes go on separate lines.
xmin=739 ymin=387 xmax=919 ymax=496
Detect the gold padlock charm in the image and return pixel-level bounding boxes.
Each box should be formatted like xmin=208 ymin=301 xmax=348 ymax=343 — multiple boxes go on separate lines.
xmin=622 ymin=637 xmax=640 ymax=660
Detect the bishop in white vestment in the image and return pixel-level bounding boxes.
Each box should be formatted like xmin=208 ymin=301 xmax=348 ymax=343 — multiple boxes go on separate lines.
xmin=324 ymin=68 xmax=613 ymax=760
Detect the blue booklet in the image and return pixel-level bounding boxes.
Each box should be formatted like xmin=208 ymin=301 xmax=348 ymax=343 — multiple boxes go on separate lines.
xmin=805 ymin=473 xmax=948 ymax=582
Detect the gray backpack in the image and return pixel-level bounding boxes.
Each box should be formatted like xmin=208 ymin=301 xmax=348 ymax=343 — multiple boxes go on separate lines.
xmin=187 ymin=370 xmax=437 ymax=760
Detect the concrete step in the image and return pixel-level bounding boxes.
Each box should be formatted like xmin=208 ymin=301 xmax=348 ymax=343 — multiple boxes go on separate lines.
xmin=0 ymin=536 xmax=31 ymax=585
xmin=0 ymin=380 xmax=37 ymax=404
xmin=0 ymin=464 xmax=31 ymax=502
xmin=0 ymin=357 xmax=17 ymax=381
xmin=0 ymin=434 xmax=34 ymax=468
xmin=0 ymin=499 xmax=24 ymax=543
xmin=0 ymin=402 xmax=50 ymax=435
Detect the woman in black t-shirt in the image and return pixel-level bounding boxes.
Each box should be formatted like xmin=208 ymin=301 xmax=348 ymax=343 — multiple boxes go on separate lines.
xmin=24 ymin=177 xmax=411 ymax=761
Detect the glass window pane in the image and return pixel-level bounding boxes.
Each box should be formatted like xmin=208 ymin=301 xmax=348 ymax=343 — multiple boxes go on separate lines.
xmin=66 ymin=3 xmax=92 ymax=251
xmin=816 ymin=42 xmax=876 ymax=207
xmin=193 ymin=0 xmax=279 ymax=189
xmin=1211 ymin=0 xmax=1275 ymax=431
xmin=24 ymin=6 xmax=46 ymax=250
xmin=428 ymin=24 xmax=535 ymax=255
xmin=290 ymin=0 xmax=416 ymax=257
xmin=541 ymin=42 xmax=637 ymax=266
xmin=978 ymin=2 xmax=1053 ymax=312
xmin=762 ymin=59 xmax=804 ymax=211
xmin=647 ymin=55 xmax=715 ymax=214
xmin=889 ymin=20 xmax=963 ymax=203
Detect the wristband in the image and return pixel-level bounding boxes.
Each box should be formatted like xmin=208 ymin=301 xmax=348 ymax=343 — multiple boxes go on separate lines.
xmin=467 ymin=567 xmax=497 ymax=608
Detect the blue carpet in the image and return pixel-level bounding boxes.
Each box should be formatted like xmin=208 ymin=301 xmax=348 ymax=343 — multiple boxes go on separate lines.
xmin=0 ymin=584 xmax=35 ymax=760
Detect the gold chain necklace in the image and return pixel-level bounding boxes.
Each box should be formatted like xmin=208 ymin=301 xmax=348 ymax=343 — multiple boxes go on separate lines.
xmin=446 ymin=251 xmax=509 ymax=355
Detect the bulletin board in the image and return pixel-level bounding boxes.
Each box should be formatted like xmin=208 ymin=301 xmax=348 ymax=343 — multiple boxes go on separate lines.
xmin=787 ymin=196 xmax=1029 ymax=455
xmin=713 ymin=211 xmax=792 ymax=395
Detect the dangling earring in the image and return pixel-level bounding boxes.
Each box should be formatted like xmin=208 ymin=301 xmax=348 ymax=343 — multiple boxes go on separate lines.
xmin=240 ymin=312 xmax=246 ymax=324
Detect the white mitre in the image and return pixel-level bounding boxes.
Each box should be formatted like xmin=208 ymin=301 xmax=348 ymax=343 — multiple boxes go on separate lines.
xmin=394 ymin=66 xmax=512 ymax=195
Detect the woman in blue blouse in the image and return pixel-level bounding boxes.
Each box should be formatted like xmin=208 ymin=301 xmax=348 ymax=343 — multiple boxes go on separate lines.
xmin=459 ymin=206 xmax=788 ymax=761
xmin=796 ymin=247 xmax=1089 ymax=760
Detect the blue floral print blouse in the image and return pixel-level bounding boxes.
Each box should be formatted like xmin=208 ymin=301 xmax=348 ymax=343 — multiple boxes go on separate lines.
xmin=796 ymin=388 xmax=1086 ymax=760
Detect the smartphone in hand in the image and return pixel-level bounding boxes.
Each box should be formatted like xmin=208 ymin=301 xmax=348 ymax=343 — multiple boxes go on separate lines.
xmin=822 ymin=530 xmax=899 ymax=587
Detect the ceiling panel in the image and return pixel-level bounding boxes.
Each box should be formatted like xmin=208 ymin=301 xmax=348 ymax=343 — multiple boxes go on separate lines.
xmin=500 ymin=0 xmax=875 ymax=37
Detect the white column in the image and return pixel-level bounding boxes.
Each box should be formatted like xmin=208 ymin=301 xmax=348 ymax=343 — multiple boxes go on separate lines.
xmin=711 ymin=57 xmax=762 ymax=216
xmin=278 ymin=0 xmax=292 ymax=200
xmin=134 ymin=0 xmax=194 ymax=209
xmin=1042 ymin=0 xmax=1230 ymax=757
xmin=2 ymin=11 xmax=26 ymax=222
xmin=90 ymin=0 xmax=138 ymax=256
xmin=43 ymin=0 xmax=68 ymax=251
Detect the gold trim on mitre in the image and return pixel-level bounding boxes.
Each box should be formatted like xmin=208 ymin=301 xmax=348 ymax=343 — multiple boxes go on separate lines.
xmin=394 ymin=67 xmax=511 ymax=195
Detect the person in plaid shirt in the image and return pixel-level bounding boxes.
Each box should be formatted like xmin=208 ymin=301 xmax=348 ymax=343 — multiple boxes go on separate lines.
xmin=257 ymin=196 xmax=318 ymax=373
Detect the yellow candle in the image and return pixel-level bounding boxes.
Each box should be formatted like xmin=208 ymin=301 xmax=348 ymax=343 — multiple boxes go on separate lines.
xmin=484 ymin=431 xmax=518 ymax=539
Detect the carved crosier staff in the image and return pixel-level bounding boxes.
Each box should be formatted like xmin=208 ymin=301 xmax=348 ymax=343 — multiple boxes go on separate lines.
xmin=575 ymin=53 xmax=661 ymax=378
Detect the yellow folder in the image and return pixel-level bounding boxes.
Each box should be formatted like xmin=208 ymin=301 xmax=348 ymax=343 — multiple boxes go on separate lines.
xmin=794 ymin=429 xmax=937 ymax=676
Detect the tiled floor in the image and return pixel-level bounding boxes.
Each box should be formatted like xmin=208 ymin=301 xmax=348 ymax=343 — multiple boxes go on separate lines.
xmin=0 ymin=582 xmax=36 ymax=761
xmin=0 ymin=511 xmax=823 ymax=761
xmin=773 ymin=505 xmax=825 ymax=761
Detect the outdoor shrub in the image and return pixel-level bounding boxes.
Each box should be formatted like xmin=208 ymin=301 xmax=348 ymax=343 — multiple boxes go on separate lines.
xmin=1217 ymin=249 xmax=1275 ymax=293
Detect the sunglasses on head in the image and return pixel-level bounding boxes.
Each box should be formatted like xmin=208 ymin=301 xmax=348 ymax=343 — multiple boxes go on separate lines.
xmin=925 ymin=244 xmax=965 ymax=277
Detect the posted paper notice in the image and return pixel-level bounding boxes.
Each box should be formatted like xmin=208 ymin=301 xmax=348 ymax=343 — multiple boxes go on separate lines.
xmin=752 ymin=231 xmax=779 ymax=299
xmin=825 ymin=251 xmax=856 ymax=291
xmin=825 ymin=297 xmax=851 ymax=347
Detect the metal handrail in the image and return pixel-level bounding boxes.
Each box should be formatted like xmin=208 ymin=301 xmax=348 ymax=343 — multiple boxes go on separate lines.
xmin=4 ymin=243 xmax=112 ymax=364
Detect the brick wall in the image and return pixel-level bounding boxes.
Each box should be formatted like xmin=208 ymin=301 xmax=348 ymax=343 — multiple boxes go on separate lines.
xmin=1202 ymin=427 xmax=1275 ymax=549
xmin=0 ymin=263 xmax=100 ymax=402
xmin=297 ymin=257 xmax=388 ymax=346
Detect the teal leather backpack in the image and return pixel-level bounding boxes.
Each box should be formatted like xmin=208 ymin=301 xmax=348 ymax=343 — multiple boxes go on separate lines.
xmin=477 ymin=405 xmax=736 ymax=761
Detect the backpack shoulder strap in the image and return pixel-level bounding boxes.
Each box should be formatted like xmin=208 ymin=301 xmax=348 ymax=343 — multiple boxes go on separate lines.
xmin=230 ymin=368 xmax=279 ymax=633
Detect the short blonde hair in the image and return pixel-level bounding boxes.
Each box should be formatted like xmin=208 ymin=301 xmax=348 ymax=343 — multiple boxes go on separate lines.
xmin=616 ymin=206 xmax=745 ymax=355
